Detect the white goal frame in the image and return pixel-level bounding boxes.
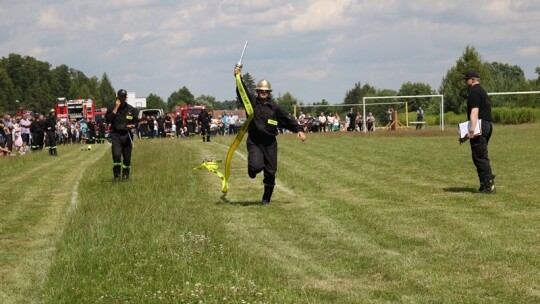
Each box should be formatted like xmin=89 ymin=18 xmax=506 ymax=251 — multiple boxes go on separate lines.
xmin=362 ymin=95 xmax=445 ymax=132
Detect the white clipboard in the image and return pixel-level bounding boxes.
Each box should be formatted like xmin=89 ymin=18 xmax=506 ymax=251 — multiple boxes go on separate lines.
xmin=459 ymin=120 xmax=481 ymax=139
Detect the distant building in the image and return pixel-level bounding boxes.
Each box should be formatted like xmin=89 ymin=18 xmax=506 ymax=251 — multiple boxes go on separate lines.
xmin=127 ymin=92 xmax=147 ymax=108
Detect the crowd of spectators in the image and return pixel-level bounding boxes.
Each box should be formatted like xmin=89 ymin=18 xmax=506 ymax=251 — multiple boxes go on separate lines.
xmin=2 ymin=107 xmax=391 ymax=157
xmin=136 ymin=111 xmax=244 ymax=139
xmin=294 ymin=109 xmax=377 ymax=133
xmin=0 ymin=110 xmax=106 ymax=157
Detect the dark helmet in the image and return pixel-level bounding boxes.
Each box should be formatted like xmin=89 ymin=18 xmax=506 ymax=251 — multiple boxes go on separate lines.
xmin=464 ymin=70 xmax=480 ymax=80
xmin=117 ymin=89 xmax=128 ymax=98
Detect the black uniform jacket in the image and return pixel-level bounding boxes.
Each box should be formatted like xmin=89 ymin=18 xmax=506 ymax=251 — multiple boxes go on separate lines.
xmin=236 ymin=78 xmax=303 ymax=139
xmin=44 ymin=116 xmax=57 ymax=132
xmin=30 ymin=120 xmax=46 ymax=134
xmin=105 ymin=102 xmax=139 ymax=134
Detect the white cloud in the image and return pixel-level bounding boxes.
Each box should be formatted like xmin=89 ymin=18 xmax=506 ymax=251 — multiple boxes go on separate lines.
xmin=38 ymin=7 xmax=65 ymax=29
xmin=516 ymin=45 xmax=540 ymax=56
xmin=270 ymin=0 xmax=356 ymax=35
xmin=1 ymin=0 xmax=540 ymax=103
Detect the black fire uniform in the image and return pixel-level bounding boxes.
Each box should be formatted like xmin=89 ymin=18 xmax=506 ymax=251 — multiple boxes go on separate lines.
xmin=236 ymin=78 xmax=304 ymax=203
xmin=30 ymin=118 xmax=46 ymax=151
xmin=105 ymin=102 xmax=138 ymax=181
xmin=197 ymin=109 xmax=212 ymax=142
xmin=467 ymin=83 xmax=495 ymax=193
xmin=44 ymin=114 xmax=58 ymax=156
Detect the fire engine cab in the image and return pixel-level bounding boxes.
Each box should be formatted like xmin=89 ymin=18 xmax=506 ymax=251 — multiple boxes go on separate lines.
xmin=55 ymin=97 xmax=95 ymax=122
xmin=176 ymin=105 xmax=205 ymax=126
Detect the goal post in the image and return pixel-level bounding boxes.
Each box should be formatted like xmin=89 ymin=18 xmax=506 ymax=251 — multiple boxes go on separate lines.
xmin=362 ymin=95 xmax=445 ymax=132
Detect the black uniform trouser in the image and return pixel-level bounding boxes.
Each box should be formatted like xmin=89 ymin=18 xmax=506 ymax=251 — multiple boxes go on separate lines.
xmin=46 ymin=131 xmax=57 ymax=153
xmin=32 ymin=132 xmax=44 ymax=150
xmin=247 ymin=135 xmax=277 ymax=186
xmin=470 ymin=121 xmax=494 ymax=184
xmin=111 ymin=132 xmax=133 ymax=176
xmin=200 ymin=123 xmax=211 ymax=141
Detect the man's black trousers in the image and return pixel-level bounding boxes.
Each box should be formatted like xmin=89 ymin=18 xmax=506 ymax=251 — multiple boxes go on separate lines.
xmin=470 ymin=121 xmax=494 ymax=182
xmin=111 ymin=132 xmax=133 ymax=167
xmin=247 ymin=135 xmax=277 ymax=186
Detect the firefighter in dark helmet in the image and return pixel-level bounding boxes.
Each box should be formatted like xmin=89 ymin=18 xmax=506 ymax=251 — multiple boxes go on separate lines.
xmin=45 ymin=109 xmax=58 ymax=156
xmin=105 ymin=89 xmax=139 ymax=182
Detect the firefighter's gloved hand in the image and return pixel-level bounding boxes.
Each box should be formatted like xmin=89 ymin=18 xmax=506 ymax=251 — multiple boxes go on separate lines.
xmin=234 ymin=66 xmax=242 ymax=76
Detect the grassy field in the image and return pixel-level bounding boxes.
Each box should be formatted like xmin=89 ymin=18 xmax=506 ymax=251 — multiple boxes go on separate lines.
xmin=1 ymin=124 xmax=539 ymax=303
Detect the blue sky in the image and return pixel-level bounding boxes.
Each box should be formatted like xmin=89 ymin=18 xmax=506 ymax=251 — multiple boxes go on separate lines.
xmin=1 ymin=0 xmax=539 ymax=104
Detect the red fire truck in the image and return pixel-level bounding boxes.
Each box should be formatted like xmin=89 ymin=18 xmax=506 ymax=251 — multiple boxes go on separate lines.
xmin=55 ymin=97 xmax=95 ymax=122
xmin=176 ymin=105 xmax=205 ymax=126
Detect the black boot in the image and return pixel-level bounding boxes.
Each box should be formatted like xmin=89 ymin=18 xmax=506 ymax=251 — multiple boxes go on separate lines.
xmin=113 ymin=166 xmax=121 ymax=183
xmin=481 ymin=175 xmax=496 ymax=194
xmin=262 ymin=185 xmax=274 ymax=204
xmin=202 ymin=136 xmax=206 ymax=142
xmin=53 ymin=148 xmax=58 ymax=156
xmin=478 ymin=175 xmax=485 ymax=192
xmin=122 ymin=168 xmax=130 ymax=182
xmin=206 ymin=135 xmax=210 ymax=142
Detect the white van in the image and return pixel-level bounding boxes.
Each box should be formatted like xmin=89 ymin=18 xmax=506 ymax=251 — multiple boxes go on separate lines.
xmin=138 ymin=108 xmax=163 ymax=119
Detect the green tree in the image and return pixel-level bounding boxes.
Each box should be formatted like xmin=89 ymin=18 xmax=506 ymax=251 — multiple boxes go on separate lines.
xmin=310 ymin=99 xmax=331 ymax=115
xmin=214 ymin=99 xmax=237 ymax=110
xmin=398 ymin=82 xmax=436 ymax=113
xmin=68 ymin=81 xmax=80 ymax=100
xmin=168 ymin=86 xmax=195 ymax=112
xmin=194 ymin=95 xmax=217 ymax=109
xmin=536 ymin=67 xmax=540 ymax=87
xmin=486 ymin=62 xmax=533 ymax=107
xmin=342 ymin=82 xmax=377 ymax=114
xmin=440 ymin=45 xmax=489 ymax=114
xmin=146 ymin=93 xmax=167 ymax=110
xmin=275 ymin=92 xmax=299 ymax=114
xmin=52 ymin=64 xmax=71 ymax=98
xmin=0 ymin=68 xmax=15 ymax=113
xmin=98 ymin=73 xmax=116 ymax=107
xmin=86 ymin=76 xmax=100 ymax=105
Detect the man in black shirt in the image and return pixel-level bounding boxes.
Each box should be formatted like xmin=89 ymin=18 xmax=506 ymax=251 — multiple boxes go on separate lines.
xmin=465 ymin=70 xmax=496 ymax=193
xmin=105 ymin=89 xmax=139 ymax=182
xmin=234 ymin=66 xmax=306 ymax=204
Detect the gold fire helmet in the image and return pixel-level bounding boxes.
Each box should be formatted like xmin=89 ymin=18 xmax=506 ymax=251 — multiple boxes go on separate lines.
xmin=256 ymin=79 xmax=272 ymax=92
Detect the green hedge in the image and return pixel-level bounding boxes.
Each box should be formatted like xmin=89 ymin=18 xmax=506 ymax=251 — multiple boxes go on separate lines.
xmin=424 ymin=107 xmax=540 ymax=126
xmin=492 ymin=107 xmax=540 ymax=124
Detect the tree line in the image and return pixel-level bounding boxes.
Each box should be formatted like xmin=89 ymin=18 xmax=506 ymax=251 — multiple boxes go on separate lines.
xmin=1 ymin=46 xmax=539 ymax=117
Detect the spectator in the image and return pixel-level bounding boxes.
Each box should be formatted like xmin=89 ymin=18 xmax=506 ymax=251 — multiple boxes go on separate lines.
xmin=12 ymin=120 xmax=24 ymax=155
xmin=2 ymin=115 xmax=14 ymax=152
xmin=366 ymin=112 xmax=375 ymax=131
xmin=347 ymin=108 xmax=356 ymax=132
xmin=325 ymin=113 xmax=332 ymax=131
xmin=19 ymin=113 xmax=32 ymax=152
xmin=318 ymin=112 xmax=327 ymax=132
xmin=228 ymin=113 xmax=237 ymax=135
xmin=332 ymin=113 xmax=340 ymax=132
xmin=416 ymin=107 xmax=424 ymax=130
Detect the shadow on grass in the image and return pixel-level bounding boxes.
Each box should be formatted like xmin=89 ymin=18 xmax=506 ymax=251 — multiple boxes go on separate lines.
xmin=219 ymin=194 xmax=263 ymax=206
xmin=443 ymin=187 xmax=478 ymax=193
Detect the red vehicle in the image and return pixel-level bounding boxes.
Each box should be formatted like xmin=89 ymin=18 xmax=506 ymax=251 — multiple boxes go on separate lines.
xmin=176 ymin=105 xmax=205 ymax=126
xmin=55 ymin=98 xmax=95 ymax=122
